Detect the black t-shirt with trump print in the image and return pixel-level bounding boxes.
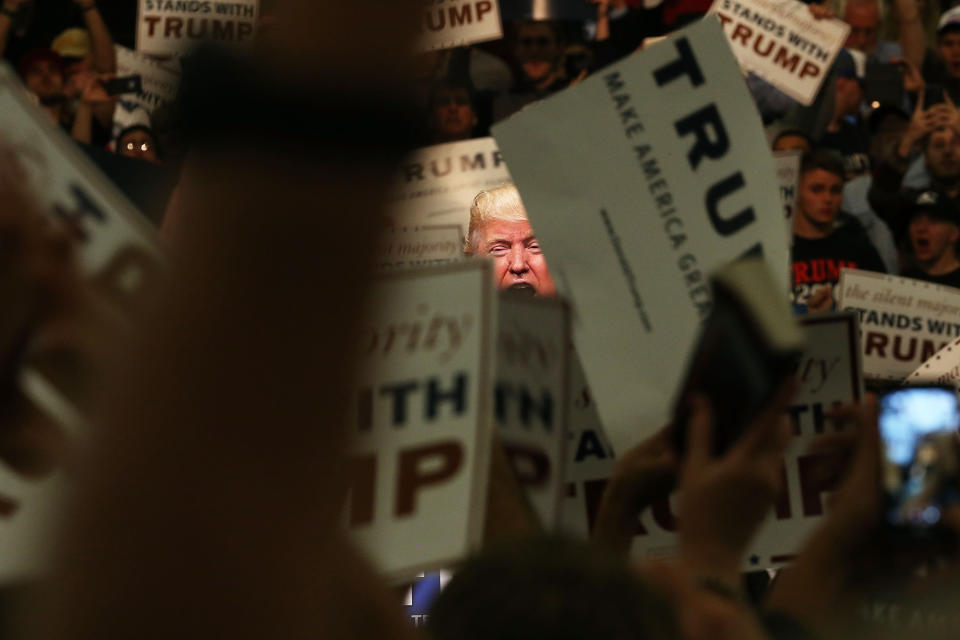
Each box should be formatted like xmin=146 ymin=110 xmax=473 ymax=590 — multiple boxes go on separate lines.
xmin=791 ymin=216 xmax=887 ymax=311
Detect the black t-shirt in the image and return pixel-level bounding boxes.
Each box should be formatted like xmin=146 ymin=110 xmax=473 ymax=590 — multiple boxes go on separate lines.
xmin=901 ymin=266 xmax=960 ymax=290
xmin=791 ymin=218 xmax=888 ymax=310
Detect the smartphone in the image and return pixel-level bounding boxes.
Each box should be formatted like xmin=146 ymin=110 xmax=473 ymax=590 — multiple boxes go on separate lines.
xmin=103 ymin=75 xmax=142 ymax=96
xmin=671 ymin=261 xmax=804 ymax=455
xmin=863 ymin=61 xmax=904 ymax=110
xmin=924 ymin=83 xmax=945 ymax=108
xmin=879 ymin=385 xmax=960 ymax=530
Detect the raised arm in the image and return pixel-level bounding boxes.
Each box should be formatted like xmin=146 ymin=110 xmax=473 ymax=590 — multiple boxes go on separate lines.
xmin=895 ymin=0 xmax=926 ymax=68
xmin=0 ymin=0 xmax=26 ymax=57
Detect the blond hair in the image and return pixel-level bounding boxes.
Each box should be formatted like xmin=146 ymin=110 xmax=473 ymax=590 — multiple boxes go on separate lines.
xmin=463 ymin=184 xmax=529 ymax=255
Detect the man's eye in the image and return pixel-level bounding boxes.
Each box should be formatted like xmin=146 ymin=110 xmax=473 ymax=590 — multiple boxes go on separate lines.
xmin=489 ymin=246 xmax=508 ymax=255
xmin=528 ymin=244 xmax=541 ymax=253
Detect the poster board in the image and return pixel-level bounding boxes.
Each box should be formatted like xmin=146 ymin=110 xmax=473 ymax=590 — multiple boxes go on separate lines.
xmin=561 ymin=352 xmax=618 ymax=538
xmin=628 ymin=312 xmax=863 ymax=568
xmin=137 ymin=0 xmax=259 ymax=58
xmin=345 ymin=261 xmax=496 ymax=581
xmin=495 ymin=294 xmax=570 ymax=529
xmin=112 ymin=44 xmax=181 ymax=140
xmin=492 ymin=20 xmax=790 ymax=456
xmin=838 ymin=269 xmax=960 ymax=381
xmin=420 ymin=0 xmax=503 ymax=51
xmin=389 ymin=138 xmax=512 ymax=240
xmin=377 ymin=225 xmax=464 ymax=272
xmin=0 ymin=64 xmax=164 ymax=583
xmin=774 ymin=149 xmax=801 ymax=226
xmin=707 ymin=0 xmax=849 ymax=105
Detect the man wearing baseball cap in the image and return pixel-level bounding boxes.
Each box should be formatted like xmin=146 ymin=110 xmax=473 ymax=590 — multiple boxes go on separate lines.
xmin=901 ymin=188 xmax=960 ymax=287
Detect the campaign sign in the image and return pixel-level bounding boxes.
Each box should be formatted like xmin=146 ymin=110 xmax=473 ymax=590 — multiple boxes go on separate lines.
xmin=774 ymin=149 xmax=801 ymax=224
xmin=907 ymin=337 xmax=960 ymax=388
xmin=708 ymin=0 xmax=849 ymax=105
xmin=561 ymin=353 xmax=618 ymax=538
xmin=345 ymin=261 xmax=496 ymax=581
xmin=389 ymin=138 xmax=511 ymax=239
xmin=137 ymin=0 xmax=259 ymax=58
xmin=838 ymin=269 xmax=960 ymax=381
xmin=492 ymin=20 xmax=789 ymax=456
xmin=496 ymin=294 xmax=570 ymax=529
xmin=112 ymin=45 xmax=182 ymax=140
xmin=625 ymin=313 xmax=863 ymax=568
xmin=377 ymin=225 xmax=464 ymax=272
xmin=0 ymin=65 xmax=163 ymax=583
xmin=421 ymin=0 xmax=503 ymax=52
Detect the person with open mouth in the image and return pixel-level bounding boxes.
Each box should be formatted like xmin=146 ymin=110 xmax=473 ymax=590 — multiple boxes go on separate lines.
xmin=463 ymin=184 xmax=557 ymax=298
xmin=901 ymin=187 xmax=960 ymax=288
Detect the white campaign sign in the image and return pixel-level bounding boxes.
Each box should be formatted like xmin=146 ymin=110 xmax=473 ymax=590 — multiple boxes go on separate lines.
xmin=0 ymin=65 xmax=162 ymax=584
xmin=345 ymin=261 xmax=495 ymax=581
xmin=774 ymin=149 xmax=801 ymax=226
xmin=377 ymin=225 xmax=464 ymax=272
xmin=492 ymin=20 xmax=790 ymax=456
xmin=628 ymin=313 xmax=863 ymax=569
xmin=496 ymin=295 xmax=570 ymax=529
xmin=561 ymin=353 xmax=617 ymax=539
xmin=112 ymin=45 xmax=182 ymax=140
xmin=708 ymin=0 xmax=849 ymax=105
xmin=838 ymin=269 xmax=960 ymax=381
xmin=907 ymin=337 xmax=960 ymax=388
xmin=389 ymin=138 xmax=511 ymax=239
xmin=420 ymin=0 xmax=503 ymax=52
xmin=137 ymin=0 xmax=259 ymax=58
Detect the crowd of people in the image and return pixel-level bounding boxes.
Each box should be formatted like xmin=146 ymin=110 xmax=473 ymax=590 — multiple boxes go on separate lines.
xmin=5 ymin=0 xmax=960 ymax=640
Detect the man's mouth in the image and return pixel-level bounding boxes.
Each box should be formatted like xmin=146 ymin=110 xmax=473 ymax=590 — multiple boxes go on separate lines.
xmin=507 ymin=283 xmax=537 ymax=297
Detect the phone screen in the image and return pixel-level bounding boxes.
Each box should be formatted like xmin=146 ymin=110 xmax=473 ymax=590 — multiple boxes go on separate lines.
xmin=879 ymin=386 xmax=960 ymax=527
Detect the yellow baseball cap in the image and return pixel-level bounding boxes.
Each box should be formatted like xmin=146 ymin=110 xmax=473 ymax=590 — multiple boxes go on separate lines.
xmin=51 ymin=28 xmax=91 ymax=59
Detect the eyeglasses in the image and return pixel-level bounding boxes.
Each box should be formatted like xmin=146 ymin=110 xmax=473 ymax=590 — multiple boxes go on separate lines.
xmin=124 ymin=141 xmax=152 ymax=152
xmin=518 ymin=36 xmax=555 ymax=48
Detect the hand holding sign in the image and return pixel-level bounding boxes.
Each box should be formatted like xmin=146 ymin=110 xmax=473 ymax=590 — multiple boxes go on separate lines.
xmin=766 ymin=399 xmax=881 ymax=627
xmin=678 ymin=380 xmax=796 ymax=589
xmin=591 ymin=426 xmax=677 ymax=556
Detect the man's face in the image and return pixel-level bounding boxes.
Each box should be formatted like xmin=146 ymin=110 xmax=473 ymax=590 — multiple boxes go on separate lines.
xmin=798 ymin=169 xmax=843 ymax=228
xmin=431 ymin=87 xmax=477 ymax=140
xmin=938 ymin=32 xmax=960 ymax=79
xmin=926 ymin=128 xmax=960 ymax=182
xmin=514 ymin=23 xmax=561 ymax=83
xmin=478 ymin=219 xmax=556 ymax=297
xmin=843 ymin=4 xmax=880 ymax=56
xmin=836 ymin=77 xmax=862 ymax=116
xmin=24 ymin=60 xmax=64 ymax=104
xmin=909 ymin=213 xmax=960 ymax=265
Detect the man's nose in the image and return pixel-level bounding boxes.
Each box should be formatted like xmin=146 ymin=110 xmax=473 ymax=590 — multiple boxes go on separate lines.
xmin=508 ymin=247 xmax=528 ymax=273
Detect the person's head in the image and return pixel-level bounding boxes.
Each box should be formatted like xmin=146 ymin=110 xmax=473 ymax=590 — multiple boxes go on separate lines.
xmin=834 ymin=49 xmax=864 ymax=118
xmin=938 ymin=7 xmax=960 ymax=79
xmin=116 ymin=126 xmax=160 ymax=164
xmin=428 ymin=80 xmax=478 ymax=143
xmin=17 ymin=49 xmax=65 ymax=106
xmin=904 ymin=189 xmax=960 ymax=269
xmin=795 ymin=150 xmax=846 ymax=237
xmin=428 ymin=537 xmax=679 ymax=640
xmin=512 ymin=20 xmax=563 ymax=85
xmin=51 ymin=27 xmax=93 ymax=99
xmin=464 ymin=184 xmax=556 ymax=297
xmin=925 ymin=127 xmax=960 ymax=187
xmin=771 ymin=129 xmax=813 ymax=153
xmin=868 ymin=105 xmax=909 ymax=164
xmin=843 ymin=0 xmax=881 ymax=56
